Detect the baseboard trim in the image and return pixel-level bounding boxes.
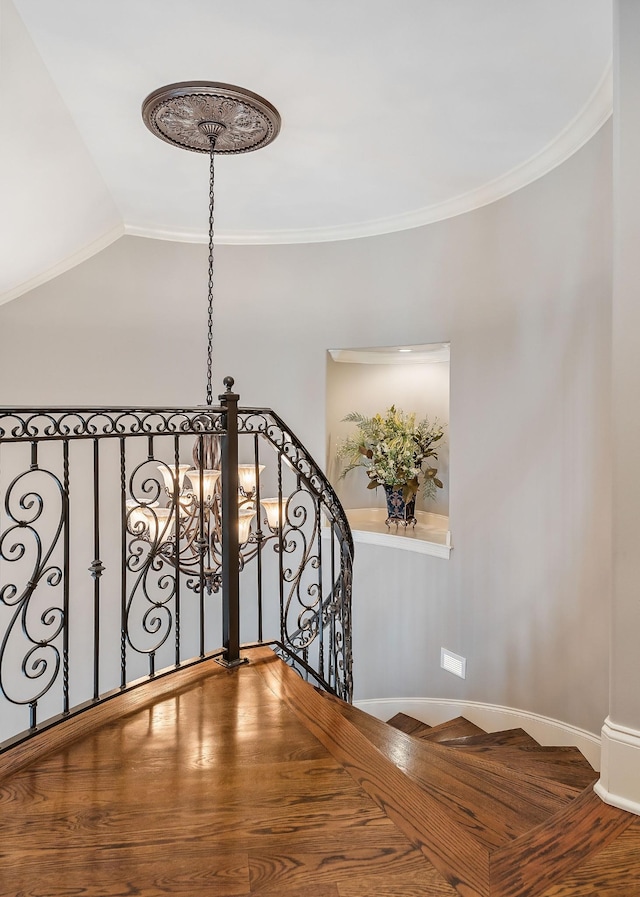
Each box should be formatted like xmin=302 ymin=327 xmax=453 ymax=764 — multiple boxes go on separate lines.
xmin=594 ymin=717 xmax=640 ymax=816
xmin=354 ymin=696 xmax=602 ymax=770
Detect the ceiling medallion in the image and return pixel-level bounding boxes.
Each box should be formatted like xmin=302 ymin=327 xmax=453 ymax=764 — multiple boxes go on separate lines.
xmin=141 ymin=81 xmax=281 ymax=154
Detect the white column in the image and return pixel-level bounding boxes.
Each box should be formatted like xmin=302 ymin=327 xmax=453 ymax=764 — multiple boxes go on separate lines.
xmin=595 ymin=0 xmax=640 ymax=816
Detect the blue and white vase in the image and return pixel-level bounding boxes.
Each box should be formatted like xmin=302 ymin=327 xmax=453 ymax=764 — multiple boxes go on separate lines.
xmin=383 ymin=485 xmax=417 ymax=528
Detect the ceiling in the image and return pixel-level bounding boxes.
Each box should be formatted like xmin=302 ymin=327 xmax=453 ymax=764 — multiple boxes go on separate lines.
xmin=2 ymin=0 xmax=612 ymax=299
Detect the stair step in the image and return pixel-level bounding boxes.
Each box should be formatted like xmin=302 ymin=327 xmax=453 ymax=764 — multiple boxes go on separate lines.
xmin=441 ymin=727 xmax=540 ymax=748
xmin=260 ymin=653 xmax=632 ymax=897
xmin=444 ymin=744 xmax=597 ymax=791
xmin=386 ymin=712 xmax=433 ymax=737
xmin=319 ymin=695 xmax=579 ymax=849
xmin=417 ymin=715 xmax=486 ymax=742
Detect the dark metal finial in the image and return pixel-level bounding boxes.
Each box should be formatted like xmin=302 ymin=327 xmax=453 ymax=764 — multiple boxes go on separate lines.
xmin=223 ymin=376 xmax=235 ymax=392
xmin=198 ymin=121 xmax=226 ymax=140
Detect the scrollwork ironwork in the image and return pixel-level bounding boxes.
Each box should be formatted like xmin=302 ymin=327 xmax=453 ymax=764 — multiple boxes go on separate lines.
xmin=0 ymin=468 xmax=65 ymax=720
xmin=0 ymin=399 xmax=353 ymax=749
xmin=0 ymin=407 xmax=225 ymax=442
xmin=125 ymin=462 xmax=176 ymax=666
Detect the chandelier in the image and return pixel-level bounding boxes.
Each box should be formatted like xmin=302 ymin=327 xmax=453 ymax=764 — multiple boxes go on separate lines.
xmin=128 ymin=82 xmax=282 ymax=593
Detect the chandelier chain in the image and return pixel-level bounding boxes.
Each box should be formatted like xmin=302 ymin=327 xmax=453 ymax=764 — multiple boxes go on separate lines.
xmin=206 ymin=138 xmax=216 ymax=406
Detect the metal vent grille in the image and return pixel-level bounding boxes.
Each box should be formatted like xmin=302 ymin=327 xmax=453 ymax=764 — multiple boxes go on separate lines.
xmin=441 ymin=648 xmax=466 ymax=679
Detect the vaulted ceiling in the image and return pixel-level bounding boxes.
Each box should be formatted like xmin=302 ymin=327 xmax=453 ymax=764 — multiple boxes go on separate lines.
xmin=1 ymin=0 xmax=612 ymax=302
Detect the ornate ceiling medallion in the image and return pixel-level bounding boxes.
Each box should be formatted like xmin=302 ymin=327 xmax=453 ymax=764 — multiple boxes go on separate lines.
xmin=142 ymin=81 xmax=281 ymax=154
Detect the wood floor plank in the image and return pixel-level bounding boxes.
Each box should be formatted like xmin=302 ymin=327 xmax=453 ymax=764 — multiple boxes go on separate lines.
xmin=490 ymin=787 xmax=634 ymax=897
xmin=337 ymin=867 xmax=460 ymax=897
xmin=1 ymin=764 xmax=391 ymax=853
xmin=1 ymin=645 xmax=637 ymax=897
xmin=538 ymin=819 xmax=640 ymax=897
xmin=0 ymin=655 xmax=235 ymax=782
xmin=256 ymin=651 xmax=491 ymax=897
xmin=261 ymin=888 xmax=339 ymax=897
xmin=0 ymin=755 xmax=345 ymax=805
xmin=1 ymin=650 xmax=455 ymax=897
xmin=1 ymin=845 xmax=251 ymax=897
xmin=0 ymin=807 xmax=397 ymax=869
xmin=9 ymin=759 xmax=367 ymax=812
xmin=248 ymin=843 xmax=433 ymax=893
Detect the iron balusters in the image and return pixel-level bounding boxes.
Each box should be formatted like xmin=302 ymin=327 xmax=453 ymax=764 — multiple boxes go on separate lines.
xmin=0 ymin=387 xmax=353 ymax=751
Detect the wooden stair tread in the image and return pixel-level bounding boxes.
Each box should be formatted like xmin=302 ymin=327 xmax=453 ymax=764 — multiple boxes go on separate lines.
xmin=263 ymin=658 xmax=493 ymax=895
xmin=0 ymin=649 xmax=462 ymax=897
xmin=3 ymin=646 xmax=633 ymax=897
xmin=444 ymin=745 xmax=597 ymax=791
xmin=417 ymin=715 xmax=486 ymax=742
xmin=317 ymin=693 xmax=581 ymax=849
xmin=442 ymin=728 xmax=540 ymax=748
xmin=538 ymin=817 xmax=640 ymax=897
xmin=261 ymin=655 xmax=632 ymax=897
xmin=386 ymin=712 xmax=433 ymax=738
xmin=490 ymin=787 xmax=634 ymax=897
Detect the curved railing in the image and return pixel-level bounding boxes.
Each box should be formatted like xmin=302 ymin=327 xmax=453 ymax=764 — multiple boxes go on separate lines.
xmin=0 ymin=380 xmax=353 ymax=752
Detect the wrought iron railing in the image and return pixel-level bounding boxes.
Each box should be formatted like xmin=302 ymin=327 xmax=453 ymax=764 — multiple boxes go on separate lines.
xmin=0 ymin=379 xmax=353 ymax=751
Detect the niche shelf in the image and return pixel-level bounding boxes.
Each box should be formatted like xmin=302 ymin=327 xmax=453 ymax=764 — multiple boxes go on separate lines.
xmin=326 ymin=342 xmax=451 ymax=559
xmin=345 ymin=508 xmax=451 ymax=558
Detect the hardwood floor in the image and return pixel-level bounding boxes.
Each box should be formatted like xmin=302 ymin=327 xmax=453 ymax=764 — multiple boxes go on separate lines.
xmin=1 ymin=647 xmax=639 ymax=897
xmin=0 ymin=650 xmax=456 ymax=897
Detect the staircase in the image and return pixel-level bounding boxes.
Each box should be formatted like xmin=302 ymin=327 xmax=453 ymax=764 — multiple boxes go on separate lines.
xmin=387 ymin=713 xmax=599 ymax=791
xmin=258 ymin=653 xmax=634 ymax=897
xmin=2 ymin=648 xmax=636 ymax=897
xmin=2 ymin=402 xmax=634 ymax=896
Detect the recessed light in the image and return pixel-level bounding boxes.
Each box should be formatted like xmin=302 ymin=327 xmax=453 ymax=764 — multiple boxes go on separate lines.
xmin=398 ymin=348 xmax=411 ymax=353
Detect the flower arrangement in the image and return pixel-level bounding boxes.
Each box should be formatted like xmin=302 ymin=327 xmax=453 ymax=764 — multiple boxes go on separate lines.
xmin=337 ymin=405 xmax=444 ymax=501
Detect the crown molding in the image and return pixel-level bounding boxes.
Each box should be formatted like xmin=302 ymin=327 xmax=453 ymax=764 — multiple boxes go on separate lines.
xmin=3 ymin=58 xmax=613 ymax=306
xmin=126 ymin=58 xmax=613 ymax=246
xmin=328 ymin=345 xmax=450 ymax=365
xmin=0 ymin=224 xmax=125 ymax=308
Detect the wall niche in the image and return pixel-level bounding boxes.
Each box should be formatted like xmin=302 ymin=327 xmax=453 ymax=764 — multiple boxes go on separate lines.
xmin=326 ymin=342 xmax=451 ymax=557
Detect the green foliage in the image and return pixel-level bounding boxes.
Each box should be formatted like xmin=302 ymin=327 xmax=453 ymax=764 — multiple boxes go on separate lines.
xmin=337 ymin=405 xmax=445 ymax=501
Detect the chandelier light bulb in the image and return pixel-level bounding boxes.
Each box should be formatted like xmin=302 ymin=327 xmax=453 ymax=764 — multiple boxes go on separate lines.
xmin=260 ymin=497 xmax=283 ymax=530
xmin=144 ymin=507 xmax=174 ymax=543
xmin=157 ymin=463 xmax=191 ymax=494
xmin=238 ymin=509 xmax=256 ymax=544
xmin=237 ymin=464 xmax=265 ymax=497
xmin=185 ymin=468 xmax=221 ymax=505
xmin=126 ymin=499 xmax=158 ymax=537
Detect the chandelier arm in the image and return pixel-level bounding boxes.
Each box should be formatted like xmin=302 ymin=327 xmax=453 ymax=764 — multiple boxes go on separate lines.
xmin=206 ymin=137 xmax=216 ymax=406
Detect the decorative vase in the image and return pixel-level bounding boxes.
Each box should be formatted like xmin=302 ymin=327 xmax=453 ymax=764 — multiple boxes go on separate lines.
xmin=383 ymin=485 xmax=417 ymax=528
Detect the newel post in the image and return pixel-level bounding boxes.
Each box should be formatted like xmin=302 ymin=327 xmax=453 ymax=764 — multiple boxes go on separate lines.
xmin=219 ymin=376 xmax=244 ymax=667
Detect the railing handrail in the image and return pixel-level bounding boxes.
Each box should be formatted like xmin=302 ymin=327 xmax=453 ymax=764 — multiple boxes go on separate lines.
xmin=0 ymin=389 xmax=354 ymax=753
xmin=0 ymin=405 xmax=226 ymax=412
xmin=0 ymin=407 xmax=225 ymax=442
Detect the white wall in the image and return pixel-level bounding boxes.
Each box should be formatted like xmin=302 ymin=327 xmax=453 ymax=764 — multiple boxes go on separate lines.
xmin=596 ymin=0 xmax=640 ymax=814
xmin=0 ymin=119 xmax=612 ymax=735
xmin=611 ymin=0 xmax=640 ymax=743
xmin=0 ymin=0 xmax=122 ymax=302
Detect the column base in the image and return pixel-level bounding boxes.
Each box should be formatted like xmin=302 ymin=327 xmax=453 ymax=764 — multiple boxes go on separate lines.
xmin=215 ymin=655 xmax=249 ymax=669
xmin=594 ymin=717 xmax=640 ymax=816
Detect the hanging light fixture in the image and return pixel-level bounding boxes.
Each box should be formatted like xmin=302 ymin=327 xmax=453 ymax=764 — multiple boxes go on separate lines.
xmin=132 ymin=82 xmax=282 ymax=584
